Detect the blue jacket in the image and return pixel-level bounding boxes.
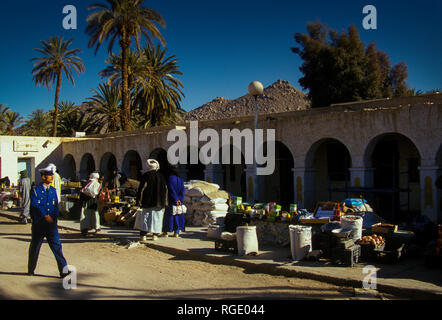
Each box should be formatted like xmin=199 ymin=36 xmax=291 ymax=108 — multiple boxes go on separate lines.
xmin=30 ymin=184 xmax=59 ymax=223
xmin=167 ymin=175 xmax=185 ymax=205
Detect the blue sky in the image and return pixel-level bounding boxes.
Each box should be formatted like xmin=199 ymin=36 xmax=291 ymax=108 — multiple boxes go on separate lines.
xmin=0 ymin=0 xmax=441 ymax=119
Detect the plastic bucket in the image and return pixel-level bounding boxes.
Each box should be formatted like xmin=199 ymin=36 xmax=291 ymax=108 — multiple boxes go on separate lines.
xmin=236 ymin=226 xmax=259 ymax=256
xmin=289 ymin=225 xmax=312 ymax=261
xmin=341 ymin=215 xmax=363 ymax=242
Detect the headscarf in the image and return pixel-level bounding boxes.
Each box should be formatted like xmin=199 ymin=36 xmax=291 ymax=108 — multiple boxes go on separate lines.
xmin=146 ymin=159 xmax=160 ymax=172
xmin=89 ymin=172 xmax=100 ymax=181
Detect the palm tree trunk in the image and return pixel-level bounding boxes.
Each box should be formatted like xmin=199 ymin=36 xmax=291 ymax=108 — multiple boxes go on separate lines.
xmin=121 ymin=33 xmax=131 ymax=131
xmin=53 ymin=70 xmax=62 ymax=137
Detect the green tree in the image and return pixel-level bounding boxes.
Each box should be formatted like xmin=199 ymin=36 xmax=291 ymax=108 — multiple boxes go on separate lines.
xmin=23 ymin=109 xmax=51 ymax=136
xmin=134 ymin=45 xmax=184 ymax=127
xmin=292 ymin=21 xmax=410 ymax=107
xmin=31 ymin=37 xmax=85 ymax=137
xmin=3 ymin=111 xmax=24 ymax=135
xmin=86 ymin=0 xmax=166 ymax=131
xmin=87 ymin=83 xmax=122 ymax=133
xmin=58 ymin=109 xmax=96 ymax=137
xmin=0 ymin=104 xmax=11 ymax=134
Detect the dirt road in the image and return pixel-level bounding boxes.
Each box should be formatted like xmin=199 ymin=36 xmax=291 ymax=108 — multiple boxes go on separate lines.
xmin=0 ymin=215 xmax=392 ymax=300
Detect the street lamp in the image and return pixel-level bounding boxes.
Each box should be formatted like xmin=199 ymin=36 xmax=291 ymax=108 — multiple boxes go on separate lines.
xmin=248 ymin=81 xmax=264 ymax=202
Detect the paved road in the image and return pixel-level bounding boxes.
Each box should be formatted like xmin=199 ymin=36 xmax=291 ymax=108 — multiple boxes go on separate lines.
xmin=0 ymin=215 xmax=394 ymax=300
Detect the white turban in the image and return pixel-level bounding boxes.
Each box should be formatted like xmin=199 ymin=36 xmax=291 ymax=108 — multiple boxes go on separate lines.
xmin=146 ymin=159 xmax=160 ymax=172
xmin=89 ymin=172 xmax=100 ymax=180
xmin=48 ymin=163 xmax=57 ymax=173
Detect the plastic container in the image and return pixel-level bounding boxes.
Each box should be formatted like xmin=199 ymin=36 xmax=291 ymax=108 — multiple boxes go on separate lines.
xmin=207 ymin=224 xmax=223 ymax=239
xmin=341 ymin=215 xmax=363 ymax=242
xmin=289 ymin=225 xmax=312 ymax=261
xmin=236 ymin=226 xmax=259 ymax=256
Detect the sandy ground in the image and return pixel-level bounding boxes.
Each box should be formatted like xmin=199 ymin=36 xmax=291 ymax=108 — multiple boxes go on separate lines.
xmin=0 ymin=215 xmax=394 ymax=300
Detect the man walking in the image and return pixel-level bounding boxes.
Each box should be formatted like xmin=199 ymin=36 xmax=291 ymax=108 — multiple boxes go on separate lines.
xmin=19 ymin=170 xmax=31 ymax=224
xmin=28 ymin=165 xmax=69 ymax=278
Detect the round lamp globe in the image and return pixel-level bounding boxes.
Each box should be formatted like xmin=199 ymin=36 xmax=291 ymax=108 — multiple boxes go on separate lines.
xmin=248 ymin=81 xmax=264 ymax=96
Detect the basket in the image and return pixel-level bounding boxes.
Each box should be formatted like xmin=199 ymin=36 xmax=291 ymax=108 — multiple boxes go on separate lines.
xmin=371 ymin=223 xmax=398 ymax=234
xmin=359 ymin=242 xmax=385 ymax=261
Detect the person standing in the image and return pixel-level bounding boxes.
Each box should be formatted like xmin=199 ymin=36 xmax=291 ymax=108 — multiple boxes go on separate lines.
xmin=134 ymin=159 xmax=167 ymax=242
xmin=80 ymin=172 xmax=102 ymax=237
xmin=28 ymin=165 xmax=69 ymax=278
xmin=19 ymin=170 xmax=31 ymax=224
xmin=105 ymin=168 xmax=121 ymax=198
xmin=165 ymin=165 xmax=186 ymax=238
xmin=48 ymin=163 xmax=62 ymax=203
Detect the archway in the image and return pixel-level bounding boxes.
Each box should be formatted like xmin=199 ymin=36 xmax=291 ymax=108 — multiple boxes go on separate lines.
xmin=259 ymin=141 xmax=295 ymax=210
xmin=213 ymin=144 xmax=246 ymax=198
xmin=184 ymin=146 xmax=205 ymax=182
xmin=365 ymin=133 xmax=421 ymax=223
xmin=62 ymin=154 xmax=76 ymax=180
xmin=306 ymin=138 xmax=352 ymax=206
xmin=80 ymin=153 xmax=96 ymax=181
xmin=122 ymin=150 xmax=142 ymax=180
xmin=99 ymin=152 xmax=117 ymax=182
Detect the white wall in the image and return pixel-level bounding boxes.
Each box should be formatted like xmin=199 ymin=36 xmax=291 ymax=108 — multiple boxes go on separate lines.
xmin=0 ymin=136 xmax=65 ymax=185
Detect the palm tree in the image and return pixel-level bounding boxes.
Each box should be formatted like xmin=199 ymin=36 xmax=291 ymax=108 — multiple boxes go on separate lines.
xmin=31 ymin=37 xmax=85 ymax=137
xmin=99 ymin=50 xmax=146 ymax=92
xmin=58 ymin=109 xmax=96 ymax=137
xmin=87 ymin=83 xmax=122 ymax=133
xmin=23 ymin=109 xmax=51 ymax=136
xmin=3 ymin=111 xmax=24 ymax=135
xmin=135 ymin=45 xmax=184 ymax=127
xmin=0 ymin=104 xmax=11 ymax=134
xmin=86 ymin=0 xmax=166 ymax=131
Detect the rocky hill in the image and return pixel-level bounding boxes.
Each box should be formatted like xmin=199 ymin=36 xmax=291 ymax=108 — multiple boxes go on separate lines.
xmin=184 ymin=80 xmax=310 ymax=121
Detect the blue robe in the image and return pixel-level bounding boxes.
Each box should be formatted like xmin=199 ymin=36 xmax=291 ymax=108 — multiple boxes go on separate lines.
xmin=166 ymin=175 xmax=186 ymax=233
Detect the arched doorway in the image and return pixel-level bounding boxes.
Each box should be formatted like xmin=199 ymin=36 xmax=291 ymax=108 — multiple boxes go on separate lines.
xmin=259 ymin=141 xmax=295 ymax=210
xmin=122 ymin=150 xmax=142 ymax=180
xmin=365 ymin=133 xmax=421 ymax=223
xmin=184 ymin=146 xmax=205 ymax=181
xmin=214 ymin=144 xmax=246 ymax=198
xmin=306 ymin=138 xmax=352 ymax=206
xmin=62 ymin=154 xmax=76 ymax=180
xmin=100 ymin=152 xmax=117 ymax=182
xmin=80 ymin=153 xmax=96 ymax=181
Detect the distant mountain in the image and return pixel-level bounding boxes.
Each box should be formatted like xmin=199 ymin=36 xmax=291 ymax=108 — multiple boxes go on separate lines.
xmin=184 ymin=80 xmax=311 ymax=121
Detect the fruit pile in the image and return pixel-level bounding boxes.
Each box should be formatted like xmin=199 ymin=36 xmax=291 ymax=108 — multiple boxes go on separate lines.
xmin=357 ymin=234 xmax=385 ymax=246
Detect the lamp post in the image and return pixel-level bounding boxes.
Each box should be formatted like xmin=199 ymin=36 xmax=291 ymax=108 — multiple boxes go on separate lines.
xmin=248 ymin=81 xmax=264 ymax=202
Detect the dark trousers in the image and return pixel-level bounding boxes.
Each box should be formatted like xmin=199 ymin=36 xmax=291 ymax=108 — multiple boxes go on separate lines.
xmin=28 ymin=220 xmax=67 ymax=276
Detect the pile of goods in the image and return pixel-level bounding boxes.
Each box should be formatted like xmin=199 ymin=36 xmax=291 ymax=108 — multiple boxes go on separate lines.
xmin=233 ymin=201 xmax=302 ymax=223
xmin=183 ymin=180 xmax=230 ymax=227
xmin=102 ymin=205 xmax=139 ymax=227
xmin=103 ymin=207 xmax=122 ymax=225
xmin=358 ymin=234 xmax=385 ymax=246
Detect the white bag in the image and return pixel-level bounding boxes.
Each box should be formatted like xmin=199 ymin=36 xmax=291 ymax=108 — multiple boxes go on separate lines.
xmin=80 ymin=180 xmax=101 ymax=198
xmin=186 ymin=187 xmax=204 ymax=197
xmin=172 ymin=205 xmax=187 ymax=215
